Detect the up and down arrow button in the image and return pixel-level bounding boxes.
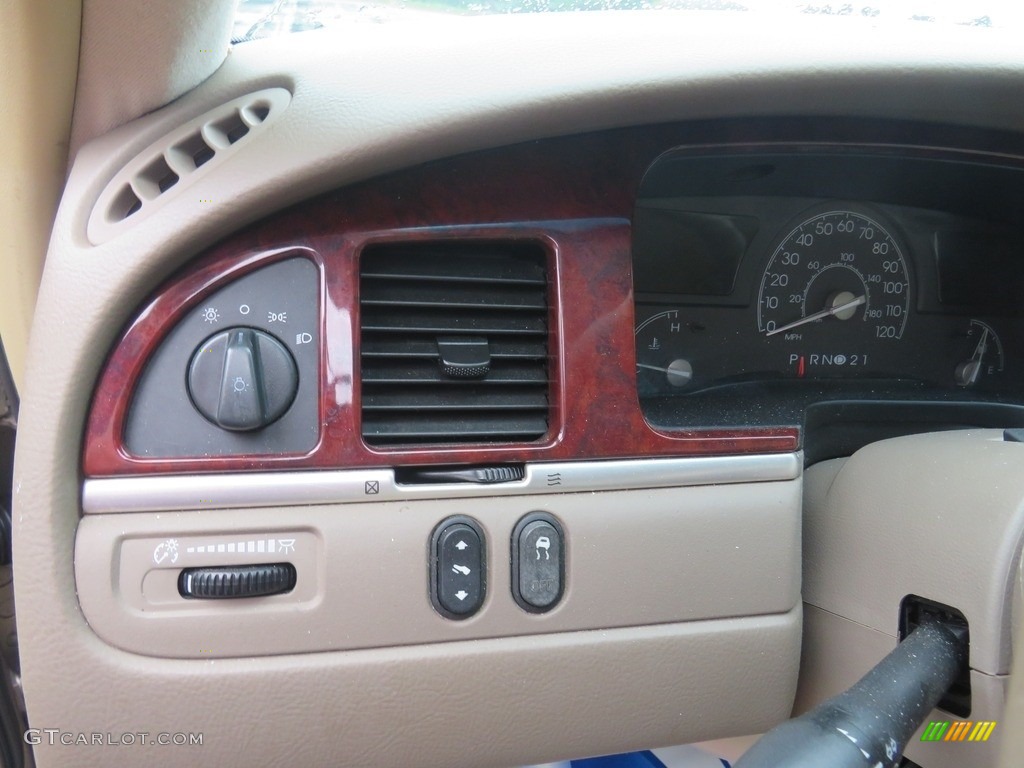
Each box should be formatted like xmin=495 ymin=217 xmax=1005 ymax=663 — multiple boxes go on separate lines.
xmin=431 ymin=517 xmax=486 ymax=619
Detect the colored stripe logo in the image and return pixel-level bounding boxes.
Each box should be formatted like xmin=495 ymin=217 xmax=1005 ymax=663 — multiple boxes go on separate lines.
xmin=921 ymin=721 xmax=997 ymax=742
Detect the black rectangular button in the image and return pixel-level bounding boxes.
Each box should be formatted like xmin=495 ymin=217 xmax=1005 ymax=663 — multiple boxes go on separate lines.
xmin=432 ymin=518 xmax=485 ymax=619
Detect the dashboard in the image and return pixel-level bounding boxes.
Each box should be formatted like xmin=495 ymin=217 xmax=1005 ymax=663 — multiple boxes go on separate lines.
xmin=15 ymin=16 xmax=1024 ymax=766
xmin=72 ymin=119 xmax=1024 ymax=684
xmin=84 ymin=123 xmax=1024 ymax=477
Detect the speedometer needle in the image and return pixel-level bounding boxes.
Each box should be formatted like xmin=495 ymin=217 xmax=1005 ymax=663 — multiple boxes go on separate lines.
xmin=765 ymin=294 xmax=866 ymax=337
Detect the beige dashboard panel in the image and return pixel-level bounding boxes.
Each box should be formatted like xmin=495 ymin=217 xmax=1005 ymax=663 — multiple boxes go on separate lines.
xmin=803 ymin=430 xmax=1024 ymax=677
xmin=76 ymin=478 xmax=801 ymax=658
xmin=1001 ymin=554 xmax=1024 ymax=767
xmin=797 ymin=604 xmax=1008 ymax=768
xmin=26 ymin=611 xmax=801 ymax=768
xmin=798 ymin=431 xmax=1024 ymax=768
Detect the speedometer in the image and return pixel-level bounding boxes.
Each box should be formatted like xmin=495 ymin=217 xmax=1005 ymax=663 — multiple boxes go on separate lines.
xmin=758 ymin=208 xmax=910 ymax=345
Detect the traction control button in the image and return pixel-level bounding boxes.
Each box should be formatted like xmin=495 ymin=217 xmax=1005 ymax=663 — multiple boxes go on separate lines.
xmin=512 ymin=512 xmax=564 ymax=613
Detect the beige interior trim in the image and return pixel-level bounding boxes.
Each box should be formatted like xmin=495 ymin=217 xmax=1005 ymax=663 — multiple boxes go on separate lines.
xmin=802 ymin=431 xmax=1024 ymax=677
xmin=1000 ymin=557 xmax=1024 ymax=767
xmin=801 ymin=435 xmax=1024 ymax=768
xmin=69 ymin=0 xmax=235 ymax=158
xmin=0 ymin=0 xmax=80 ymax=389
xmin=25 ymin=611 xmax=801 ymax=768
xmin=75 ymin=479 xmax=802 ymax=658
xmin=799 ymin=604 xmax=1008 ymax=768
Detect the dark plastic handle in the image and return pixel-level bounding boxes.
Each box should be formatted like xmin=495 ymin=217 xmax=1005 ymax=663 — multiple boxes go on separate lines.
xmin=735 ymin=619 xmax=967 ymax=768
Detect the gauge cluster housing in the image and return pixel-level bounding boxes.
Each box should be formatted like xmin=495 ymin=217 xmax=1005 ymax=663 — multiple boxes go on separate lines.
xmin=633 ymin=147 xmax=1024 ymax=445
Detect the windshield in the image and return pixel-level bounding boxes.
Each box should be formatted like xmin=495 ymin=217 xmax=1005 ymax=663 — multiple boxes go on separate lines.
xmin=233 ymin=0 xmax=1017 ymax=41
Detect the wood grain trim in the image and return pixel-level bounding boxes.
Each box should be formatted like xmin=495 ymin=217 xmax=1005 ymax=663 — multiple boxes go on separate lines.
xmin=83 ymin=123 xmax=868 ymax=477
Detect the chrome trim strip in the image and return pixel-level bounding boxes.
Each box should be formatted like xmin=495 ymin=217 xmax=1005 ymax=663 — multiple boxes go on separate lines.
xmin=82 ymin=453 xmax=801 ymax=514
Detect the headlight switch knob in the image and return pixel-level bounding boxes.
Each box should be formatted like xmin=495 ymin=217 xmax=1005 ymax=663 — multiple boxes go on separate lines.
xmin=187 ymin=327 xmax=298 ymax=431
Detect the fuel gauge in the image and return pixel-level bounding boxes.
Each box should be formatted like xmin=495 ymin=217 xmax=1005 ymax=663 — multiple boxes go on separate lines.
xmin=954 ymin=320 xmax=1004 ymax=387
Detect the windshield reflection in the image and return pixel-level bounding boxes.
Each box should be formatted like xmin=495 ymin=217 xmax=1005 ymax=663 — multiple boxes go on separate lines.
xmin=233 ymin=0 xmax=1018 ymax=42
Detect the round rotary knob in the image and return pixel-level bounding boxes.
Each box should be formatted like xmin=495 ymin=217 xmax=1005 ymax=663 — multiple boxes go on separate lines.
xmin=187 ymin=327 xmax=298 ymax=432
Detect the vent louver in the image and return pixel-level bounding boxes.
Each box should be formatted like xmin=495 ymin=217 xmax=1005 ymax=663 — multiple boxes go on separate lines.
xmin=86 ymin=87 xmax=292 ymax=245
xmin=360 ymin=242 xmax=550 ymax=446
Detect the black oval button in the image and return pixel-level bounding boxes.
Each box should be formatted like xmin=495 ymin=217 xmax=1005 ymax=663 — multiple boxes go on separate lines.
xmin=431 ymin=517 xmax=486 ymax=619
xmin=512 ymin=513 xmax=564 ymax=612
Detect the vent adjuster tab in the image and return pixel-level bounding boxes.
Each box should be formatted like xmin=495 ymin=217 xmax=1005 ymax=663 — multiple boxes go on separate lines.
xmin=438 ymin=336 xmax=491 ymax=379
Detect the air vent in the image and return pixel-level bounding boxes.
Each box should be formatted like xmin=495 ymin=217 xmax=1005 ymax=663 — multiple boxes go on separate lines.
xmin=87 ymin=87 xmax=291 ymax=245
xmin=360 ymin=242 xmax=550 ymax=446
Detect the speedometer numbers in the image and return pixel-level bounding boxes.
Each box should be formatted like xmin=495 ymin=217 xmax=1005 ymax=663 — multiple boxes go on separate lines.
xmin=758 ymin=209 xmax=910 ymax=377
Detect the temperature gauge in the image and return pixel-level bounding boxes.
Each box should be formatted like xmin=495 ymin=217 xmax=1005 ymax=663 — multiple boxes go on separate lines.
xmin=635 ymin=310 xmax=695 ymax=393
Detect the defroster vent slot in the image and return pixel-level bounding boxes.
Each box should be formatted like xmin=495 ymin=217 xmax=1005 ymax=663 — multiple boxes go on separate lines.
xmin=87 ymin=87 xmax=292 ymax=245
xmin=360 ymin=242 xmax=550 ymax=446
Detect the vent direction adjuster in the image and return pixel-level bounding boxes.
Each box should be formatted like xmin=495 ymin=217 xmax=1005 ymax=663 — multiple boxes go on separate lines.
xmin=438 ymin=336 xmax=490 ymax=379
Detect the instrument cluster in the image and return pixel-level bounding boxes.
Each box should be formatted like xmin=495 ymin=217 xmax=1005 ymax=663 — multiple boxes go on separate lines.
xmin=632 ymin=147 xmax=1024 ymax=429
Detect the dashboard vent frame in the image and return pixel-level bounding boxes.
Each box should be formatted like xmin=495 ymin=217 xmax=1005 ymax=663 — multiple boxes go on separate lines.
xmin=87 ymin=87 xmax=292 ymax=245
xmin=359 ymin=241 xmax=552 ymax=447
